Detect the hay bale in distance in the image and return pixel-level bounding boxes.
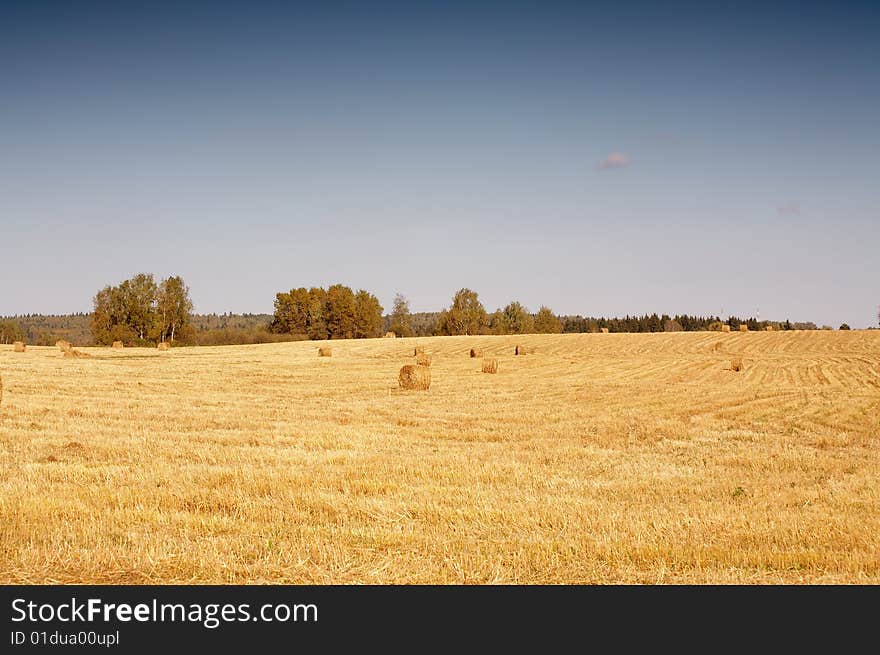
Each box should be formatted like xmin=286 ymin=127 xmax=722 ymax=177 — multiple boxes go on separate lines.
xmin=514 ymin=345 xmax=534 ymax=355
xmin=318 ymin=347 xmax=332 ymax=357
xmin=469 ymin=348 xmax=482 ymax=358
xmin=765 ymin=326 xmax=774 ymax=331
xmin=415 ymin=353 xmax=432 ymax=367
xmin=56 ymin=340 xmax=72 ymax=352
xmin=384 ymin=331 xmax=396 ymax=338
xmin=739 ymin=325 xmax=749 ymax=332
xmin=398 ymin=364 xmax=430 ymax=390
xmin=63 ymin=348 xmax=91 ymax=359
xmin=0 ymin=372 xmax=3 ymax=406
xmin=157 ymin=342 xmax=170 ymax=351
xmin=481 ymin=358 xmax=498 ymax=374
xmin=730 ymin=357 xmax=744 ymax=372
xmin=112 ymin=341 xmax=124 ymax=349
xmin=413 ymin=346 xmax=425 ymax=356
xmin=13 ymin=341 xmax=26 ymax=353
xmin=600 ymin=327 xmax=610 ymax=334
xmin=721 ymin=325 xmax=731 ymax=333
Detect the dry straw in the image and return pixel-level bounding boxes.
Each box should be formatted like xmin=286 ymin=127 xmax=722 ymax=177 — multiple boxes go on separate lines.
xmin=13 ymin=341 xmax=26 ymax=353
xmin=721 ymin=325 xmax=731 ymax=333
xmin=0 ymin=372 xmax=3 ymax=405
xmin=63 ymin=349 xmax=91 ymax=359
xmin=413 ymin=346 xmax=425 ymax=356
xmin=415 ymin=353 xmax=432 ymax=367
xmin=318 ymin=347 xmax=332 ymax=357
xmin=481 ymin=358 xmax=498 ymax=374
xmin=765 ymin=326 xmax=775 ymax=331
xmin=384 ymin=331 xmax=396 ymax=338
xmin=56 ymin=340 xmax=72 ymax=352
xmin=739 ymin=325 xmax=749 ymax=332
xmin=398 ymin=364 xmax=430 ymax=390
xmin=112 ymin=341 xmax=124 ymax=349
xmin=600 ymin=327 xmax=610 ymax=334
xmin=157 ymin=342 xmax=170 ymax=351
xmin=469 ymin=348 xmax=482 ymax=358
xmin=730 ymin=357 xmax=744 ymax=372
xmin=515 ymin=345 xmax=534 ymax=355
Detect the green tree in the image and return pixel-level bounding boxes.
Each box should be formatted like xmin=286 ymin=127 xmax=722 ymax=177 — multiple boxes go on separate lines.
xmin=325 ymin=284 xmax=357 ymax=339
xmin=500 ymin=301 xmax=534 ymax=334
xmin=353 ymin=289 xmax=384 ymax=338
xmin=120 ymin=273 xmax=158 ymax=342
xmin=436 ymin=288 xmax=488 ymax=336
xmin=533 ymin=306 xmax=562 ymax=334
xmin=155 ymin=276 xmax=193 ymax=343
xmin=389 ymin=293 xmax=413 ymax=337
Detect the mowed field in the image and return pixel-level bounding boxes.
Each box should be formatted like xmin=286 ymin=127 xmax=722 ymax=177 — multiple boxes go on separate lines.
xmin=1 ymin=331 xmax=879 ymax=584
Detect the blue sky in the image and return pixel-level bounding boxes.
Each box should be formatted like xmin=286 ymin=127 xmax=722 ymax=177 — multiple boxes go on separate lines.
xmin=1 ymin=1 xmax=878 ymax=326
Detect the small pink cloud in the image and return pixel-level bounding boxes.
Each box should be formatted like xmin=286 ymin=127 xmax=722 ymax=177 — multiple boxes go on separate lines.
xmin=777 ymin=202 xmax=800 ymax=216
xmin=598 ymin=152 xmax=630 ymax=170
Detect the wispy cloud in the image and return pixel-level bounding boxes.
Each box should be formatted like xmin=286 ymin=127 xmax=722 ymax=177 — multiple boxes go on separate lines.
xmin=777 ymin=202 xmax=801 ymax=216
xmin=598 ymin=152 xmax=630 ymax=170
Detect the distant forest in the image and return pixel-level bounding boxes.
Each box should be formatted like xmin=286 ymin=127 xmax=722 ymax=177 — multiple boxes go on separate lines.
xmin=0 ymin=311 xmax=836 ymax=347
xmin=0 ymin=313 xmax=286 ymax=347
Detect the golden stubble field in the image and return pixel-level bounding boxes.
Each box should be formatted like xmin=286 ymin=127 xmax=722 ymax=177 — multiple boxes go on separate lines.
xmin=1 ymin=331 xmax=878 ymax=584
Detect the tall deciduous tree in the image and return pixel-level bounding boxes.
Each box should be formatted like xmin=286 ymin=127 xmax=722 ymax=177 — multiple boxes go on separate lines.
xmin=389 ymin=293 xmax=413 ymax=337
xmin=306 ymin=287 xmax=329 ymax=340
xmin=120 ymin=273 xmax=158 ymax=341
xmin=156 ymin=276 xmax=193 ymax=343
xmin=436 ymin=288 xmax=488 ymax=336
xmin=325 ymin=284 xmax=357 ymax=339
xmin=271 ymin=287 xmax=310 ymax=335
xmin=353 ymin=290 xmax=384 ymax=338
xmin=500 ymin=301 xmax=534 ymax=334
xmin=534 ymin=306 xmax=562 ymax=334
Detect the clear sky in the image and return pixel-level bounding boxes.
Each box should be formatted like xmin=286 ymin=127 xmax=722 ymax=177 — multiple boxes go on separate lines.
xmin=1 ymin=1 xmax=878 ymax=326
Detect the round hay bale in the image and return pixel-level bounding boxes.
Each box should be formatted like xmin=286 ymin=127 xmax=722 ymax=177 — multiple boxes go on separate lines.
xmin=157 ymin=342 xmax=170 ymax=351
xmin=399 ymin=364 xmax=430 ymax=390
xmin=481 ymin=358 xmax=498 ymax=374
xmin=514 ymin=345 xmax=534 ymax=355
xmin=56 ymin=340 xmax=72 ymax=352
xmin=384 ymin=331 xmax=396 ymax=338
xmin=721 ymin=324 xmax=731 ymax=333
xmin=739 ymin=325 xmax=749 ymax=332
xmin=730 ymin=357 xmax=744 ymax=372
xmin=13 ymin=341 xmax=26 ymax=353
xmin=413 ymin=346 xmax=425 ymax=356
xmin=469 ymin=348 xmax=482 ymax=358
xmin=415 ymin=353 xmax=432 ymax=367
xmin=318 ymin=347 xmax=332 ymax=357
xmin=112 ymin=341 xmax=124 ymax=349
xmin=63 ymin=348 xmax=91 ymax=359
xmin=765 ymin=326 xmax=774 ymax=331
xmin=600 ymin=327 xmax=610 ymax=334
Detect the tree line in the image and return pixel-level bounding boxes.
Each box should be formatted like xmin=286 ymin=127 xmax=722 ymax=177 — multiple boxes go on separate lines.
xmin=1 ymin=281 xmax=868 ymax=347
